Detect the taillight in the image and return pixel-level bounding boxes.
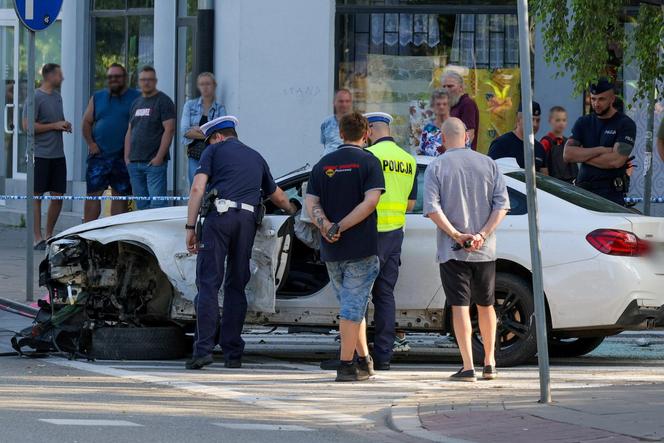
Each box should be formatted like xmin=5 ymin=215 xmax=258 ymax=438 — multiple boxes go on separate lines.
xmin=586 ymin=229 xmax=651 ymax=257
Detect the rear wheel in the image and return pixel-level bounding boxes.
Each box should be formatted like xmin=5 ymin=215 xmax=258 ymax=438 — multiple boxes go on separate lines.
xmin=548 ymin=336 xmax=605 ymax=358
xmin=471 ymin=273 xmax=538 ymax=367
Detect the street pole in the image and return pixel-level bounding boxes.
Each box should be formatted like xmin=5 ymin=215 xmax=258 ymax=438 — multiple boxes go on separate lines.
xmin=642 ymin=83 xmax=656 ymax=216
xmin=516 ymin=0 xmax=551 ymax=404
xmin=25 ymin=29 xmax=35 ymax=303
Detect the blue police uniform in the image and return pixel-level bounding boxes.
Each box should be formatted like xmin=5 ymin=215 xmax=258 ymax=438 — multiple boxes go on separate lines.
xmin=192 ymin=116 xmax=277 ymax=365
xmin=571 ymin=80 xmax=636 ymax=206
xmin=364 ymin=112 xmax=417 ymax=367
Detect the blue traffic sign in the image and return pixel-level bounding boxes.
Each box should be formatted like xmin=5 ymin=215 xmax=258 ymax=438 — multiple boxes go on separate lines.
xmin=13 ymin=0 xmax=63 ymax=32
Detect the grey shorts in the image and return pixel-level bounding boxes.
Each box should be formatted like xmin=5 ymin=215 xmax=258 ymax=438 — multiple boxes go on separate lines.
xmin=439 ymin=260 xmax=496 ymax=307
xmin=326 ymin=255 xmax=380 ymax=322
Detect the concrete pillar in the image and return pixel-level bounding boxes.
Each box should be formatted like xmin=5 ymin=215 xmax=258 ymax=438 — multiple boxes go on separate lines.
xmin=58 ymin=0 xmax=90 ymax=214
xmin=215 ymin=0 xmax=335 ymax=176
xmin=153 ymin=0 xmax=177 ymax=192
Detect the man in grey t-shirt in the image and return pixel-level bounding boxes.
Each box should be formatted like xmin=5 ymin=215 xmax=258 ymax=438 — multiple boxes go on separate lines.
xmin=22 ymin=63 xmax=71 ymax=250
xmin=423 ymin=117 xmax=510 ymax=383
xmin=124 ymin=66 xmax=176 ymax=210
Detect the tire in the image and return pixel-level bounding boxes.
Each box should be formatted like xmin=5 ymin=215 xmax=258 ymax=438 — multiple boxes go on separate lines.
xmin=91 ymin=326 xmax=187 ymax=360
xmin=548 ymin=336 xmax=605 ymax=358
xmin=471 ymin=273 xmax=538 ymax=367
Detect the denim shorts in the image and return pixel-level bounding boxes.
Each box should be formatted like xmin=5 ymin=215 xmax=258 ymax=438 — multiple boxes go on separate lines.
xmin=326 ymin=255 xmax=380 ymax=323
xmin=86 ymin=155 xmax=132 ymax=195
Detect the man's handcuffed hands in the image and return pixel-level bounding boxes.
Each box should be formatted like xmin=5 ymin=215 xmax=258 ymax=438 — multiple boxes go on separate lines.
xmin=453 ymin=231 xmax=486 ymax=252
xmin=320 ymin=220 xmax=340 ymax=243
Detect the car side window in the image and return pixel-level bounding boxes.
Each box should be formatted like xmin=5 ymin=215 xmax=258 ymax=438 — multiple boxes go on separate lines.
xmin=265 ymin=177 xmax=306 ymax=215
xmin=507 ymin=187 xmax=527 ymax=216
xmin=407 ymin=167 xmax=526 ymax=216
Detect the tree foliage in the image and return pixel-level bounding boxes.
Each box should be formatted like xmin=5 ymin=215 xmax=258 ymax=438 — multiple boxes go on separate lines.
xmin=531 ymin=0 xmax=663 ymax=103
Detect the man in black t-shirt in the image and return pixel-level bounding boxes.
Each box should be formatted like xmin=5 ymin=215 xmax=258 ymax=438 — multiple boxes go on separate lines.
xmin=306 ymin=112 xmax=385 ymax=383
xmin=563 ymin=79 xmax=636 ymax=206
xmin=488 ymin=101 xmax=549 ymax=174
xmin=124 ymin=66 xmax=176 ymax=210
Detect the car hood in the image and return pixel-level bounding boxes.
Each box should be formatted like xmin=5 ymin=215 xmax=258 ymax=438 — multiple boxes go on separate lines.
xmin=52 ymin=206 xmax=187 ymax=241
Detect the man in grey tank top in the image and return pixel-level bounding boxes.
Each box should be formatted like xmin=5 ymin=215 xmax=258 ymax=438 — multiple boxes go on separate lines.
xmin=22 ymin=63 xmax=71 ymax=250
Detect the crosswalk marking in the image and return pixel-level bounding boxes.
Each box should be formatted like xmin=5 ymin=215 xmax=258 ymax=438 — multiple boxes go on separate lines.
xmin=213 ymin=423 xmax=313 ymax=432
xmin=47 ymin=358 xmax=372 ymax=426
xmin=39 ymin=419 xmax=142 ymax=427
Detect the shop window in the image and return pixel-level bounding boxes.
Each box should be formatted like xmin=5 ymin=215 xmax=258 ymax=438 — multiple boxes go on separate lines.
xmin=338 ymin=0 xmax=515 ymax=5
xmin=337 ymin=3 xmax=521 ymax=154
xmin=95 ymin=0 xmax=154 ymax=9
xmin=91 ymin=2 xmax=154 ymax=91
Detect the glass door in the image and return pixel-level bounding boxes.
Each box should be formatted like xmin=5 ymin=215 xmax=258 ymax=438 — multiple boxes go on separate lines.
xmin=0 ymin=20 xmax=17 ymax=187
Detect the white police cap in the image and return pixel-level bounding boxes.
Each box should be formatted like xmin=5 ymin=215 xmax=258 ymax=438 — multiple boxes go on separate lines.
xmin=363 ymin=112 xmax=393 ymax=125
xmin=201 ymin=115 xmax=239 ymax=144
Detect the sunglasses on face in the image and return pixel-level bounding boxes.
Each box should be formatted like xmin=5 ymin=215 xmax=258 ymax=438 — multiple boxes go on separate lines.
xmin=107 ymin=75 xmax=125 ymax=80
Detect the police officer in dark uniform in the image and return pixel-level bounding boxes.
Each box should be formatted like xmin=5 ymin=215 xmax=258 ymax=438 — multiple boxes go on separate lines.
xmin=488 ymin=101 xmax=549 ymax=174
xmin=563 ymin=79 xmax=636 ymax=206
xmin=185 ymin=116 xmax=296 ymax=370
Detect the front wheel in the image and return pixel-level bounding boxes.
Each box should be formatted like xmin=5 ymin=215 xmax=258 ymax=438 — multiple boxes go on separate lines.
xmin=91 ymin=326 xmax=187 ymax=360
xmin=471 ymin=273 xmax=538 ymax=367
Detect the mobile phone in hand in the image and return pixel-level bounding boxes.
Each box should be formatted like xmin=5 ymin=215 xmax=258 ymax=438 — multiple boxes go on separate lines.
xmin=327 ymin=223 xmax=340 ymax=240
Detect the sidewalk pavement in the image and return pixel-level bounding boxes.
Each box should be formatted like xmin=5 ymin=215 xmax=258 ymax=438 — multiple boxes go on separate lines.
xmin=391 ymin=370 xmax=664 ymax=442
xmin=0 ymin=225 xmax=45 ymax=302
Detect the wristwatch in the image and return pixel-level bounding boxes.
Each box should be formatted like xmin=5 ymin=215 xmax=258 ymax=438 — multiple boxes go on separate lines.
xmin=185 ymin=224 xmax=196 ymax=230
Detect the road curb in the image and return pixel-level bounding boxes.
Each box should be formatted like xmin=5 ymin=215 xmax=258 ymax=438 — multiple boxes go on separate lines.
xmin=388 ymin=403 xmax=476 ymax=443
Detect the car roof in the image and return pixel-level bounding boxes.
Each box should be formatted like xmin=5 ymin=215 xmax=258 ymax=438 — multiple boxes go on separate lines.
xmin=277 ymin=153 xmax=523 ymax=182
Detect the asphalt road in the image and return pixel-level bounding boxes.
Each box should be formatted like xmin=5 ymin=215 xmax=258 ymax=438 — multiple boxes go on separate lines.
xmin=1 ymin=310 xmax=664 ymax=443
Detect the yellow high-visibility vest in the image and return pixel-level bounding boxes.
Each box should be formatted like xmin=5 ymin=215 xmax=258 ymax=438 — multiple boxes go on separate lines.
xmin=366 ymin=138 xmax=417 ymax=232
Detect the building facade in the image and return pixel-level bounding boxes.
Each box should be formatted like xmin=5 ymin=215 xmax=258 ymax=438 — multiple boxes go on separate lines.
xmin=0 ymin=0 xmax=661 ymax=220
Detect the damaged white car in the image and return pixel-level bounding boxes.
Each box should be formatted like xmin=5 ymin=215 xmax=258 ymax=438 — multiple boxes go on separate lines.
xmin=30 ymin=157 xmax=664 ymax=366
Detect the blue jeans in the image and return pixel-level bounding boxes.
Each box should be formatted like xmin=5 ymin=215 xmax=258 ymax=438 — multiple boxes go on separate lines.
xmin=188 ymin=157 xmax=199 ymax=186
xmin=127 ymin=162 xmax=168 ymax=210
xmin=326 ymin=255 xmax=380 ymax=323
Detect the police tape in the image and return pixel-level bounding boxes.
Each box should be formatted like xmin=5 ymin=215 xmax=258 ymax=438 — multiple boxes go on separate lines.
xmin=0 ymin=194 xmax=662 ymax=203
xmin=0 ymin=195 xmax=189 ymax=201
xmin=624 ymin=197 xmax=664 ymax=204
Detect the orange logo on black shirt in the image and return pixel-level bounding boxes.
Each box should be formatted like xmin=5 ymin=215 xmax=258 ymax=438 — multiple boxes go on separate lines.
xmin=323 ymin=163 xmax=359 ymax=178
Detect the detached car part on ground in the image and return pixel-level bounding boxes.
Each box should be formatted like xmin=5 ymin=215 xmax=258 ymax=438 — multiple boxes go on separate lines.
xmin=15 ymin=158 xmax=664 ymax=366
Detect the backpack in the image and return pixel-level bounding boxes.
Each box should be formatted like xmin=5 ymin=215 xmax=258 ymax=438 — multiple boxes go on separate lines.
xmin=541 ymin=134 xmax=578 ymax=182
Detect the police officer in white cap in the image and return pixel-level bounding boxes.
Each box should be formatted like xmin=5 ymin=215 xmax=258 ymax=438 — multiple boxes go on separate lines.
xmin=364 ymin=112 xmax=417 ymax=370
xmin=185 ymin=116 xmax=296 ymax=369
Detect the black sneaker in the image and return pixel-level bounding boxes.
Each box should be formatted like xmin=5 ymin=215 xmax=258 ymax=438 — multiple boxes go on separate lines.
xmin=224 ymin=359 xmax=242 ymax=368
xmin=185 ymin=354 xmax=214 ymax=370
xmin=356 ymin=355 xmax=375 ymax=377
xmin=335 ymin=362 xmax=369 ymax=382
xmin=449 ymin=368 xmax=476 ymax=382
xmin=482 ymin=365 xmax=497 ymax=380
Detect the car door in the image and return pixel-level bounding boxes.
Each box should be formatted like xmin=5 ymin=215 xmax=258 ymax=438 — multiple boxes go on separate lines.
xmin=398 ymin=165 xmax=442 ymax=310
xmin=173 ymin=213 xmax=292 ymax=314
xmin=245 ymin=214 xmax=293 ymax=313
